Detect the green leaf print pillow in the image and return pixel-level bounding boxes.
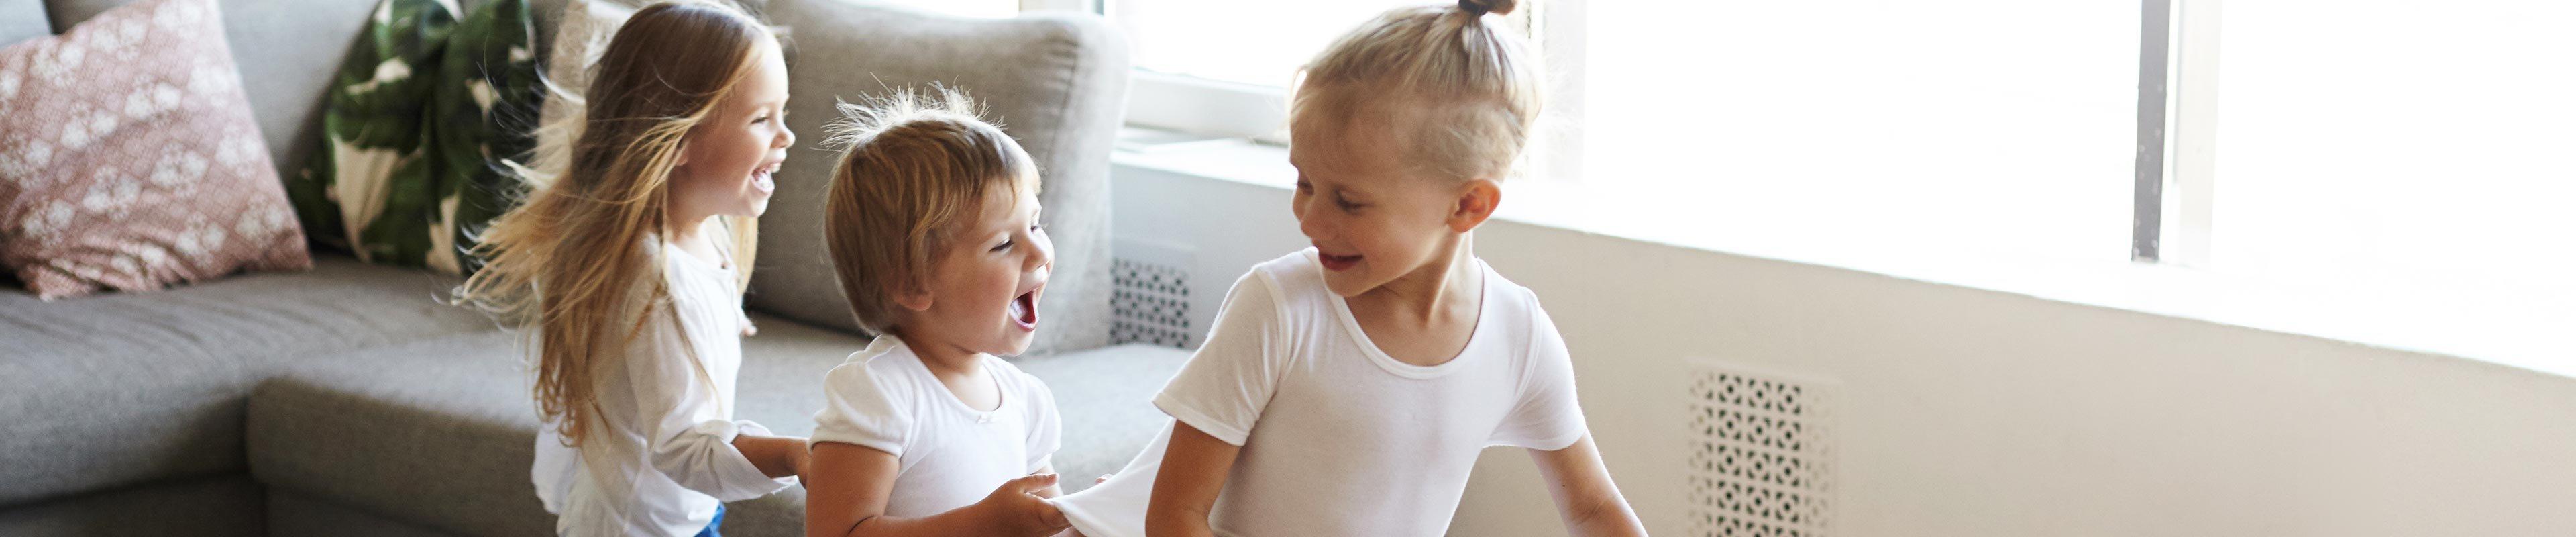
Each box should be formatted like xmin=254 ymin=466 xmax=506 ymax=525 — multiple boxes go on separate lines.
xmin=288 ymin=0 xmax=449 ymax=266
xmin=288 ymin=0 xmax=539 ymax=275
xmin=429 ymin=0 xmax=542 ymax=276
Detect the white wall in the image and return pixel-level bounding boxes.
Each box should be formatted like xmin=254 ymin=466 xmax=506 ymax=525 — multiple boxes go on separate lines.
xmin=1109 ymin=164 xmax=2576 ymax=536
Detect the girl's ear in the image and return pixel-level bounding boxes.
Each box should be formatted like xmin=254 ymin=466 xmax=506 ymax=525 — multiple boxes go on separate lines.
xmin=893 ymin=284 xmax=934 ymax=313
xmin=1447 ymin=179 xmax=1501 ymax=233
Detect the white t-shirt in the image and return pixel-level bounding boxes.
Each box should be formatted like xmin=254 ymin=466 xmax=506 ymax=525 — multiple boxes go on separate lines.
xmin=810 ymin=335 xmax=1063 ymax=518
xmin=531 ymin=234 xmax=796 ymax=536
xmin=1067 ymin=248 xmax=1589 ymax=537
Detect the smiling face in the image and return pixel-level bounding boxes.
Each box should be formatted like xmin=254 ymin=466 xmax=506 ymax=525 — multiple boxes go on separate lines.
xmin=900 ymin=173 xmax=1053 ymax=357
xmin=672 ymin=38 xmax=792 ymax=221
xmin=1289 ymin=113 xmax=1484 ymax=298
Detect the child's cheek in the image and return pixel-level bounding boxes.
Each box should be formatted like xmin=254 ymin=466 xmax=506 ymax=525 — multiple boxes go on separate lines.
xmin=1356 ymin=219 xmax=1391 ymax=256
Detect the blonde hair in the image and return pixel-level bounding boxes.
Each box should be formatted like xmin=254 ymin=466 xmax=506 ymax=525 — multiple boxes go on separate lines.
xmin=819 ymin=88 xmax=1038 ymax=338
xmin=453 ymin=0 xmax=775 ymax=448
xmin=1291 ymin=0 xmax=1543 ymax=181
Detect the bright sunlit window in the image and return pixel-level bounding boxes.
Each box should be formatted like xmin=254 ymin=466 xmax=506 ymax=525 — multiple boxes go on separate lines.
xmin=2211 ymin=0 xmax=2576 ymax=318
xmin=871 ymin=0 xmax=1018 ymax=19
xmin=1107 ymin=1 xmax=1442 ymax=87
xmin=1578 ymin=1 xmax=2142 ymax=264
xmin=1040 ymin=0 xmax=2575 ymax=354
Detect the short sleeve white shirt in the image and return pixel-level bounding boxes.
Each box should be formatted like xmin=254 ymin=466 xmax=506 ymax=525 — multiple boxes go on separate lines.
xmin=810 ymin=335 xmax=1063 ymax=518
xmin=1140 ymin=249 xmax=1588 ymax=536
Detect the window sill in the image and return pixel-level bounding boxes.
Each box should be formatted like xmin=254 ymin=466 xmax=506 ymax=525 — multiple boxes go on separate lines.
xmin=1108 ymin=130 xmax=2576 ymax=379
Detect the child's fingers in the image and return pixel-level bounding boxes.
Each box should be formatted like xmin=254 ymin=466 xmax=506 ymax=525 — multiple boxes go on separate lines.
xmin=1005 ymin=472 xmax=1059 ymax=493
xmin=1095 ymin=473 xmax=1112 ymax=484
xmin=1036 ymin=499 xmax=1069 ymax=528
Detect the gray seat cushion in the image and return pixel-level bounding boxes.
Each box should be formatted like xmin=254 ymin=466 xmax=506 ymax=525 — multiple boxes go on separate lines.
xmin=246 ymin=332 xmax=550 ymax=536
xmin=750 ymin=0 xmax=1129 ymax=356
xmin=0 ymin=475 xmax=264 ymax=537
xmin=1016 ymin=344 xmax=1191 ymax=486
xmin=0 ymin=255 xmax=500 ymax=505
xmin=268 ymin=489 xmax=460 ymax=537
xmin=245 ymin=314 xmax=1186 ymax=534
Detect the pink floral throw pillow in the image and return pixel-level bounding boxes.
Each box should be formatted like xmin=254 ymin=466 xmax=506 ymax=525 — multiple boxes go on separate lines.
xmin=0 ymin=0 xmax=311 ymax=300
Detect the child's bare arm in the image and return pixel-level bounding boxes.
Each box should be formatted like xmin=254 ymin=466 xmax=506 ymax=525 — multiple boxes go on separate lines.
xmin=805 ymin=441 xmax=1069 ymax=537
xmin=731 ymin=434 xmax=808 ymax=479
xmin=1528 ymin=434 xmax=1646 ymax=537
xmin=1145 ymin=422 xmax=1242 ymax=537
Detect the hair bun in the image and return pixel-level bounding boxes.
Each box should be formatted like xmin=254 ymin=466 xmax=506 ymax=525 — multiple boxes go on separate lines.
xmin=1458 ymin=0 xmax=1515 ymax=17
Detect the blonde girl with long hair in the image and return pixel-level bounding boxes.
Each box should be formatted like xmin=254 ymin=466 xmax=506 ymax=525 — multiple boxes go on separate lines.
xmin=453 ymin=2 xmax=805 ymax=535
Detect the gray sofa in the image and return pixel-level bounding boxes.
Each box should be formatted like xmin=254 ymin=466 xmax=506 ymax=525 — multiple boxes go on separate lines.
xmin=0 ymin=1 xmax=1186 ymax=535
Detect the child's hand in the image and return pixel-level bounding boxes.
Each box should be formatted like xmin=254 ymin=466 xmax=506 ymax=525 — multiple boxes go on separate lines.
xmin=975 ymin=473 xmax=1069 ymax=536
xmin=739 ymin=315 xmax=759 ymax=336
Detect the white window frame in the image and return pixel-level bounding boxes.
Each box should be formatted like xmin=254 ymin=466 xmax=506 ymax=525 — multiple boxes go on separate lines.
xmin=2135 ymin=0 xmax=2220 ymax=267
xmin=1124 ymin=72 xmax=1291 ymax=143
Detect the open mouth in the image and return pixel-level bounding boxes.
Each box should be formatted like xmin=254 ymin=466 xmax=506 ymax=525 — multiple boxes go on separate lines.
xmin=1317 ymin=252 xmax=1362 ymax=271
xmin=750 ymin=161 xmax=780 ymax=193
xmin=1008 ymin=287 xmax=1041 ymax=331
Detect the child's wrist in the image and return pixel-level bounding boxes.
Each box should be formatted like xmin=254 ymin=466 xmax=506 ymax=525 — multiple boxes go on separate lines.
xmin=965 ymin=496 xmax=1008 ymax=534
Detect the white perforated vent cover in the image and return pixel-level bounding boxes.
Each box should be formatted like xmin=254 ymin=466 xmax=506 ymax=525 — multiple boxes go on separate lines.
xmin=1688 ymin=360 xmax=1840 ymax=536
xmin=1108 ymin=237 xmax=1197 ymax=349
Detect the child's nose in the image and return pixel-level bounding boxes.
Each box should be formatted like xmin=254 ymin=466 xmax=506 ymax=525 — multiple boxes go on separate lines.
xmin=1027 ymin=233 xmax=1056 ymax=273
xmin=777 ymin=125 xmax=797 ymax=148
xmin=1295 ymin=199 xmax=1332 ymax=240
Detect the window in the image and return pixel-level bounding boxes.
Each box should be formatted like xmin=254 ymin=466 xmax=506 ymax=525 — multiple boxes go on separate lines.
xmin=2206 ymin=0 xmax=2576 ymax=317
xmin=1108 ymin=1 xmax=1421 ymax=87
xmin=1107 ymin=1 xmax=2144 ymax=265
xmin=867 ymin=0 xmax=1018 ymax=19
xmin=1574 ymin=1 xmax=2143 ymax=264
xmin=1104 ymin=1 xmax=1529 ymax=140
xmin=1009 ymin=0 xmax=2575 ymax=348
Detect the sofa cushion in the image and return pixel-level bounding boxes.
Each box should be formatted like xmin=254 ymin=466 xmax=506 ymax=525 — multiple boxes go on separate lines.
xmin=0 ymin=0 xmax=311 ymax=300
xmin=286 ymin=0 xmax=543 ymax=274
xmin=749 ymin=0 xmax=1128 ymax=356
xmin=0 ymin=254 xmax=498 ymax=505
xmin=48 ymin=0 xmax=384 ymax=181
xmin=1016 ymin=344 xmax=1191 ymax=487
xmin=246 ymin=313 xmax=1186 ymax=534
xmin=268 ymin=490 xmax=458 ymax=537
xmin=246 ymin=320 xmax=842 ymax=535
xmin=246 ymin=332 xmax=550 ymax=536
xmin=282 ymin=0 xmax=455 ymax=264
xmin=0 ymin=474 xmax=263 ymax=536
xmin=242 ymin=316 xmax=867 ymax=534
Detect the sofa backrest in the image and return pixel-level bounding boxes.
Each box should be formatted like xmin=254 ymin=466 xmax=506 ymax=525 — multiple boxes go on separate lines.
xmin=754 ymin=0 xmax=1128 ymax=356
xmin=17 ymin=0 xmax=1130 ymax=356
